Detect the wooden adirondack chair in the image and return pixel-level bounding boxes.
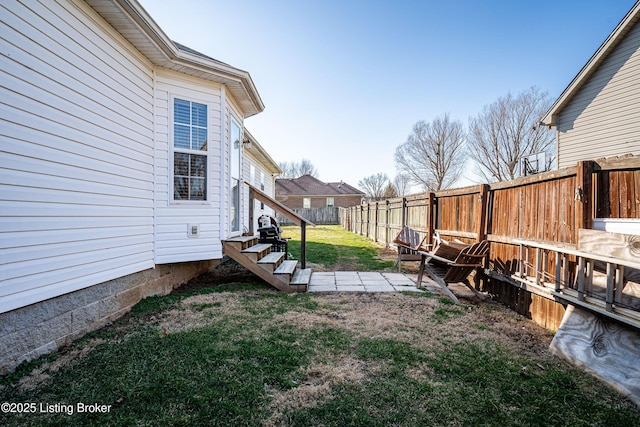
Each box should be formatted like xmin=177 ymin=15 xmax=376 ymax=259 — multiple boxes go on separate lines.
xmin=416 ymin=240 xmax=490 ymax=303
xmin=393 ymin=226 xmax=428 ymax=272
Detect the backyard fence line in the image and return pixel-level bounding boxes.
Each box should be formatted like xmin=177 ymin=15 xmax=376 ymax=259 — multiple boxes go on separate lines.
xmin=339 ymin=155 xmax=640 ymax=330
xmin=277 ymin=207 xmax=339 ymax=225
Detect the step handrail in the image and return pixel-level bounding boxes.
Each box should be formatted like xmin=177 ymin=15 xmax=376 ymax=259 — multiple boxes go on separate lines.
xmin=246 ymin=181 xmax=315 ymax=269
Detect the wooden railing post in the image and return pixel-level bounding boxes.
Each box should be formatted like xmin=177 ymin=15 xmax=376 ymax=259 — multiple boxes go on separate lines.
xmin=248 ymin=187 xmax=255 ymax=234
xmin=301 ymin=222 xmax=307 ymax=269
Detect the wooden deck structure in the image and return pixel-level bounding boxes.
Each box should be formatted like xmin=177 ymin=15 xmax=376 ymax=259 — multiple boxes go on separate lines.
xmin=340 ymin=155 xmax=640 ymax=330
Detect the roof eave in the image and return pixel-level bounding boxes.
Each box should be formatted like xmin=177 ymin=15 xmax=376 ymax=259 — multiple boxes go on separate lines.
xmin=542 ymin=2 xmax=640 ymax=125
xmin=244 ymin=129 xmax=282 ymax=175
xmin=87 ymin=0 xmax=264 ymax=117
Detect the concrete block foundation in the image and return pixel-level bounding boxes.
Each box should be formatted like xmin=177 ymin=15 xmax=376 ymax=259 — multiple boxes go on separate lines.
xmin=0 ymin=260 xmax=217 ymax=374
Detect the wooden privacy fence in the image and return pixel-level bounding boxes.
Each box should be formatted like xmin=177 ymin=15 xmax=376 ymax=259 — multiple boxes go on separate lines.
xmin=339 ymin=155 xmax=640 ymax=330
xmin=277 ymin=207 xmax=339 ymax=225
xmin=340 ymin=193 xmax=432 ymax=246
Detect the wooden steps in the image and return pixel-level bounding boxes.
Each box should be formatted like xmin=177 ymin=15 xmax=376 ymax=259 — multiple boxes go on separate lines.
xmin=274 ymin=260 xmax=297 ymax=275
xmin=291 ymin=268 xmax=312 ymax=286
xmin=257 ymin=252 xmax=286 ymax=272
xmin=241 ymin=243 xmax=273 ymax=261
xmin=223 ymin=237 xmax=311 ymax=292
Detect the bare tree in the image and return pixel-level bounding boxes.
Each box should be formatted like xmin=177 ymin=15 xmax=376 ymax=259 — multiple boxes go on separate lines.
xmin=277 ymin=161 xmax=296 ymax=178
xmin=467 ymin=86 xmax=555 ymax=182
xmin=395 ymin=113 xmax=467 ymax=192
xmin=297 ymin=159 xmax=318 ymax=177
xmin=358 ymin=173 xmax=389 ymax=200
xmin=382 ymin=182 xmax=398 ymax=199
xmin=277 ymin=159 xmax=319 ymax=178
xmin=392 ymin=174 xmax=412 ymax=197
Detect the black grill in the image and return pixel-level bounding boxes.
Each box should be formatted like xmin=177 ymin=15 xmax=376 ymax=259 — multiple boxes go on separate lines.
xmin=257 ymin=215 xmax=288 ymax=258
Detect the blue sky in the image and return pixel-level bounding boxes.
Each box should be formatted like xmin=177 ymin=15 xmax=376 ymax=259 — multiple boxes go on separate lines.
xmin=139 ymin=0 xmax=637 ymax=189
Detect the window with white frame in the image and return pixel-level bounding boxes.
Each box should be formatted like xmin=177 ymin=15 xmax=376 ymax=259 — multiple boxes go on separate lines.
xmin=303 ymin=198 xmax=311 ymax=209
xmin=173 ymin=98 xmax=207 ymax=201
xmin=327 ymin=197 xmax=334 ymax=207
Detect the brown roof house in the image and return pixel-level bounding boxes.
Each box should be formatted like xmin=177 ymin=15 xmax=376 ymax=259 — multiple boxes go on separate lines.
xmin=276 ymin=175 xmax=364 ymax=209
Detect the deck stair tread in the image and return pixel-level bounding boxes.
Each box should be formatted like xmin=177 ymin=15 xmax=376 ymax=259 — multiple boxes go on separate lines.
xmin=290 ymin=268 xmax=312 ymax=285
xmin=258 ymin=252 xmax=286 ymax=264
xmin=241 ymin=243 xmax=273 ymax=254
xmin=274 ymin=260 xmax=297 ymax=275
xmin=225 ymin=235 xmax=257 ymax=243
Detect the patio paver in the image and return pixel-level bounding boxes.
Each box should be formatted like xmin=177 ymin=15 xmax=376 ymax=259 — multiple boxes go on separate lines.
xmin=308 ymin=271 xmax=434 ymax=293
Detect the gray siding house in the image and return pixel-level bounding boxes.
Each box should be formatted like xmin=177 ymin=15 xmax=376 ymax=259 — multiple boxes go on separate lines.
xmin=541 ymin=2 xmax=640 ymax=168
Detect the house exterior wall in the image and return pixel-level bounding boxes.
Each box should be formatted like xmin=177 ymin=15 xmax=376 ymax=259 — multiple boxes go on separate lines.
xmin=222 ymin=97 xmax=246 ymax=238
xmin=153 ymin=69 xmax=224 ymax=264
xmin=0 ymin=0 xmax=155 ymax=314
xmin=243 ymin=153 xmax=276 ymax=231
xmin=0 ymin=0 xmax=256 ymax=372
xmin=555 ymin=20 xmax=640 ymax=168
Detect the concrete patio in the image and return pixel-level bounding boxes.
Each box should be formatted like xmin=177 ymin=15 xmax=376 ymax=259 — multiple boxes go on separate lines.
xmin=307 ymin=271 xmax=427 ymax=293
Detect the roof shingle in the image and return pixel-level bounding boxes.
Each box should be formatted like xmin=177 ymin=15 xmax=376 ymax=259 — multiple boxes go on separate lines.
xmin=276 ymin=175 xmax=364 ymax=197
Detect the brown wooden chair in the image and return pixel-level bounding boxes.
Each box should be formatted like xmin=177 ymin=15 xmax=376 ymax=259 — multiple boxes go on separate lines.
xmin=393 ymin=226 xmax=428 ymax=272
xmin=417 ymin=240 xmax=490 ymax=303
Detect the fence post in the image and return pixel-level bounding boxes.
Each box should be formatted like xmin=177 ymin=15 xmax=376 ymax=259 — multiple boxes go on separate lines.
xmin=385 ymin=199 xmax=390 ymax=247
xmin=371 ymin=201 xmax=376 ymax=242
xmin=576 ymin=160 xmax=594 ymax=242
xmin=401 ymin=197 xmax=407 ymax=228
xmin=428 ymin=193 xmax=435 ymax=245
xmin=476 ymin=184 xmax=489 ymax=242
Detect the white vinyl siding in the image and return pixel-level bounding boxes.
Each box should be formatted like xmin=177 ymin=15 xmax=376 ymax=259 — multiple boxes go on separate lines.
xmin=243 ymin=153 xmax=276 ymax=231
xmin=556 ymin=20 xmax=640 ymax=168
xmin=0 ymin=0 xmax=154 ymax=313
xmin=154 ymin=71 xmax=223 ymax=263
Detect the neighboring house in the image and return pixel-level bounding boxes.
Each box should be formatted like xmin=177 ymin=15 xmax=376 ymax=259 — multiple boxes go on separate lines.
xmin=242 ymin=129 xmax=281 ymax=232
xmin=276 ymin=175 xmax=364 ymax=209
xmin=541 ymin=2 xmax=640 ymax=168
xmin=0 ymin=0 xmax=275 ymax=372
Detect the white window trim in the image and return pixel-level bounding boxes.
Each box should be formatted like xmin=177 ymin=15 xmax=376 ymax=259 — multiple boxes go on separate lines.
xmin=169 ymin=94 xmax=210 ymax=205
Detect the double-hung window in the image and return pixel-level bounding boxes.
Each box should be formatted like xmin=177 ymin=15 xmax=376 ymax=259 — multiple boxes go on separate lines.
xmin=173 ymin=98 xmax=207 ymax=201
